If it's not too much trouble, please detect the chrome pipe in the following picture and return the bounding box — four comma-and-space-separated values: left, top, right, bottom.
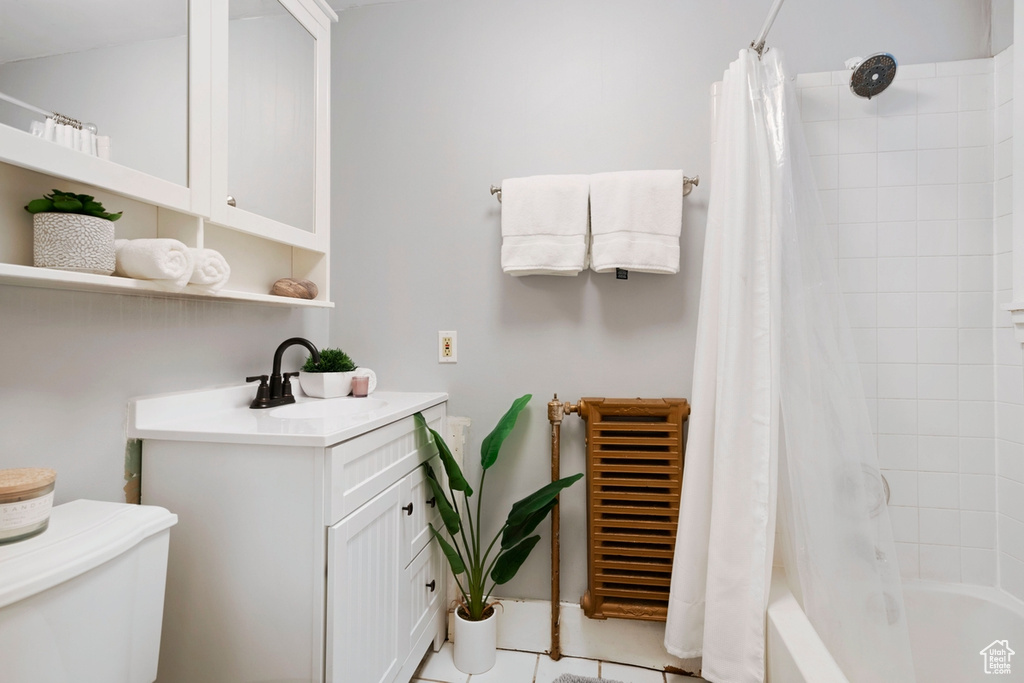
750, 0, 786, 57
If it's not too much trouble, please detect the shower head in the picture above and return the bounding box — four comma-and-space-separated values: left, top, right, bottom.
849, 52, 897, 99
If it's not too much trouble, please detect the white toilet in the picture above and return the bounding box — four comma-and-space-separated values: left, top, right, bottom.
0, 499, 177, 683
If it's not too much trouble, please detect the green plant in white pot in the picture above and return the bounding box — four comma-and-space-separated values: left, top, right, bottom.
25, 190, 122, 275
417, 394, 583, 674
299, 348, 358, 398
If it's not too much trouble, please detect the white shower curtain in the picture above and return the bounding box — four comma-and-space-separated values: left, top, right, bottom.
665, 49, 915, 683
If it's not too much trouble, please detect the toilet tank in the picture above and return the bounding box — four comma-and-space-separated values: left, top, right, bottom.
0, 499, 177, 683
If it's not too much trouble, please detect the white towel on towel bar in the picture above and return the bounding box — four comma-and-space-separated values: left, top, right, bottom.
589, 170, 684, 274
500, 174, 590, 276
114, 238, 194, 290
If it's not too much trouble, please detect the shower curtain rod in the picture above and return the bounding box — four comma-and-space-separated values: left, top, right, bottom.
751, 0, 786, 57
0, 90, 84, 129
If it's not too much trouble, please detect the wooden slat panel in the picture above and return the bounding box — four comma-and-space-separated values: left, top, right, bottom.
597, 560, 674, 570
594, 547, 675, 560
581, 397, 689, 621
592, 585, 671, 600
592, 491, 678, 503
595, 572, 672, 587
595, 520, 677, 530
593, 463, 678, 474
592, 435, 677, 447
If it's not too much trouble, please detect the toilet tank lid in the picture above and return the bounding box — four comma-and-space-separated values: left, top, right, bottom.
0, 499, 177, 610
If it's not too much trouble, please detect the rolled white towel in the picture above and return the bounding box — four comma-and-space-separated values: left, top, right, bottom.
352, 367, 377, 394
114, 238, 194, 289
186, 248, 231, 294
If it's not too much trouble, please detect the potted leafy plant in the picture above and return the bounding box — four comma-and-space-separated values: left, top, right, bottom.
299, 347, 374, 398
25, 189, 122, 275
417, 394, 583, 674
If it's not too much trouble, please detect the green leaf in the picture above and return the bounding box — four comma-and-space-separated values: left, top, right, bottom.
430, 430, 472, 494
425, 468, 461, 535
429, 524, 465, 574
414, 413, 473, 495
506, 473, 584, 528
24, 198, 53, 213
105, 211, 123, 222
501, 498, 556, 550
412, 413, 441, 459
490, 535, 541, 585
480, 394, 531, 470
51, 196, 83, 212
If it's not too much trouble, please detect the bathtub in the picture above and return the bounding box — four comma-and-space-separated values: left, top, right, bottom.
767, 570, 1024, 682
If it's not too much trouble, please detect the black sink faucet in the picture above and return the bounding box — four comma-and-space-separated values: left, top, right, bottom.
247, 337, 321, 409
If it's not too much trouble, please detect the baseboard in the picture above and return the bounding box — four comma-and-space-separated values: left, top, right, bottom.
448, 598, 694, 673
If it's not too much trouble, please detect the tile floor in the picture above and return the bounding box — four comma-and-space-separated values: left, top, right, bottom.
414, 643, 706, 683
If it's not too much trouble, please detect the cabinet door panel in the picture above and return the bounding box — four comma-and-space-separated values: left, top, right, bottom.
405, 541, 444, 649
327, 482, 403, 683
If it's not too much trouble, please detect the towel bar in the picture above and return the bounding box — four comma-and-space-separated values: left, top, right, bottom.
490, 175, 699, 203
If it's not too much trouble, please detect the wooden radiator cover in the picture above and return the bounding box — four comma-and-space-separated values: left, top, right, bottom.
578, 397, 690, 621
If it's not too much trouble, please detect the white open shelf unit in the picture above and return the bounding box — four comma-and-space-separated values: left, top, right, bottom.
0, 0, 336, 309
0, 262, 328, 307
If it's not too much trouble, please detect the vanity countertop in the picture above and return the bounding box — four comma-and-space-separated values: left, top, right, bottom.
128, 384, 447, 447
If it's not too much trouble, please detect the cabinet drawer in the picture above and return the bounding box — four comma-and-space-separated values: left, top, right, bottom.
404, 540, 444, 651
326, 404, 445, 525
400, 461, 441, 567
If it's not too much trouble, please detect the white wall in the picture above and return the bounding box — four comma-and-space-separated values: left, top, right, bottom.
0, 285, 328, 504
329, 0, 993, 604
994, 0, 1014, 55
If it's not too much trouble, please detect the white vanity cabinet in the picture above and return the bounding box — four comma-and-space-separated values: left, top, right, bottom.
138, 396, 448, 683
0, 0, 336, 306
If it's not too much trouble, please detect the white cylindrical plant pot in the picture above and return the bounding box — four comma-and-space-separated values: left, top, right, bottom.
453, 606, 497, 674
33, 213, 116, 275
298, 371, 355, 398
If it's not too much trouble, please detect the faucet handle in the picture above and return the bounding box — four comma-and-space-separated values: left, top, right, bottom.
282, 372, 300, 398
247, 375, 271, 409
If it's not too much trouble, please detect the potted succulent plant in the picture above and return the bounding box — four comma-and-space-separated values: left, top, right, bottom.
299, 347, 360, 398
417, 395, 583, 674
25, 189, 122, 275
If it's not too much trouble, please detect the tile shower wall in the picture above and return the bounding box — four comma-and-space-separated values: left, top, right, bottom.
993, 47, 1024, 602
796, 56, 1000, 585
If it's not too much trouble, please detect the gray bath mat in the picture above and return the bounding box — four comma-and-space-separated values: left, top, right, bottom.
551, 673, 705, 683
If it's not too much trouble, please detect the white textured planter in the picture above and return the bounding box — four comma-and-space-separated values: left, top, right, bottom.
298, 371, 355, 398
33, 213, 116, 275
453, 607, 497, 674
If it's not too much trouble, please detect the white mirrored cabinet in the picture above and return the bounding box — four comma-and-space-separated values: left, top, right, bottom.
0, 0, 336, 307
210, 0, 331, 253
